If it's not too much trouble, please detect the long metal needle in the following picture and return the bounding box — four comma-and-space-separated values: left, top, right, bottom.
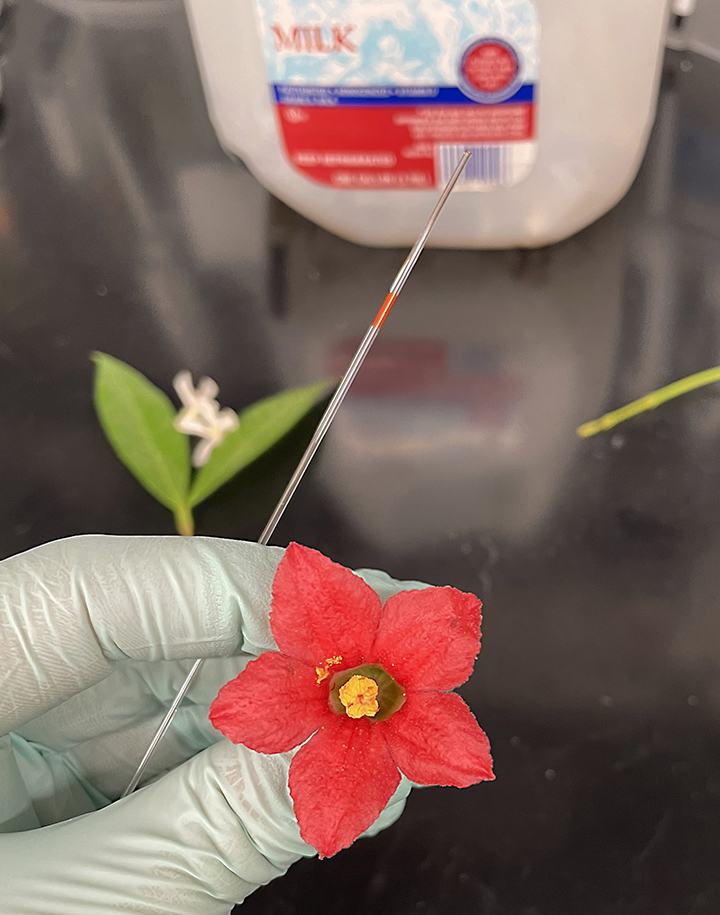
122, 150, 472, 798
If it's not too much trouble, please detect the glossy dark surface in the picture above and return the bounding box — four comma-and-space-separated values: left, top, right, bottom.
5, 3, 720, 913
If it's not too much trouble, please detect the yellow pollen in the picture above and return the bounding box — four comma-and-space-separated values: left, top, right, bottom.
316, 655, 342, 684
338, 675, 379, 719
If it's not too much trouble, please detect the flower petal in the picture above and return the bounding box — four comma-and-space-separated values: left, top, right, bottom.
289, 716, 401, 858
197, 376, 220, 400
217, 408, 239, 431
383, 690, 494, 787
373, 586, 481, 690
209, 652, 330, 753
271, 543, 383, 668
173, 370, 196, 406
192, 437, 216, 467
198, 397, 222, 425
175, 412, 208, 437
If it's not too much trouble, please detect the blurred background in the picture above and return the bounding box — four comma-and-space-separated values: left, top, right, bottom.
5, 1, 720, 912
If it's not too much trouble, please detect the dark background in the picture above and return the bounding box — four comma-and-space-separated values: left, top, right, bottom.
4, 3, 720, 913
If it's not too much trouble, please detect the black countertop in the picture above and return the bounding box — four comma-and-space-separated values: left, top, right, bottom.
5, 3, 720, 913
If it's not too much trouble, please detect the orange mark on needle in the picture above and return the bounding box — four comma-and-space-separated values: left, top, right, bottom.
372, 292, 398, 330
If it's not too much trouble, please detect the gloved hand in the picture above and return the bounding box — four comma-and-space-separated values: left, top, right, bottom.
0, 535, 419, 914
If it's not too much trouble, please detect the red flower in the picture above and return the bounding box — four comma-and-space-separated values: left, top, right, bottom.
210, 543, 494, 858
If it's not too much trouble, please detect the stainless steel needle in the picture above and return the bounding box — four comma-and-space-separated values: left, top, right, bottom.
122, 150, 472, 798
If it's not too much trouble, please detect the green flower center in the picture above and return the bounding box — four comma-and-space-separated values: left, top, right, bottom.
329, 664, 406, 721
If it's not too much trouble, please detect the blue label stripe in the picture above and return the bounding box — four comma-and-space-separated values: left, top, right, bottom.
273, 84, 534, 107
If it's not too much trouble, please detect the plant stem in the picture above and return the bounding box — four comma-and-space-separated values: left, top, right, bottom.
577, 365, 720, 438
174, 504, 195, 536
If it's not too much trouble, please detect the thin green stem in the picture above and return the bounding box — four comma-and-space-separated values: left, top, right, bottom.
173, 503, 195, 537
577, 365, 720, 438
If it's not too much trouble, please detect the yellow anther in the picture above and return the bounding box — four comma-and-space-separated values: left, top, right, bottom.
338, 675, 379, 719
316, 655, 343, 684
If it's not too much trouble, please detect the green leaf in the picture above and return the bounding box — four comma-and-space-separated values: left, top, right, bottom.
577, 365, 720, 438
92, 352, 191, 512
189, 379, 332, 507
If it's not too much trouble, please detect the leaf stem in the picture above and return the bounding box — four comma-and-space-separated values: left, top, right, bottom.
174, 504, 195, 537
577, 365, 720, 438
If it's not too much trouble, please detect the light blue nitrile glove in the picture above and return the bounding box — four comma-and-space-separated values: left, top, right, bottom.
0, 535, 417, 914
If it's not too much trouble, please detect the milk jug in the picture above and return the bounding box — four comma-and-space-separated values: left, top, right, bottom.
184, 0, 673, 248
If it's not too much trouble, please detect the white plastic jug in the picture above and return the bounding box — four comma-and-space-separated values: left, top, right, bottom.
184, 0, 672, 248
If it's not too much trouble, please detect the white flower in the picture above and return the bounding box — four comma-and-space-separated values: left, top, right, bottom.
173, 371, 239, 467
